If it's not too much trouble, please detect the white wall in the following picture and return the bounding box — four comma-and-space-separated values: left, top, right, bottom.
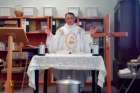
0, 0, 117, 17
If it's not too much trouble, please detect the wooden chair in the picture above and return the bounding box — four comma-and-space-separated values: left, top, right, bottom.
1, 52, 29, 89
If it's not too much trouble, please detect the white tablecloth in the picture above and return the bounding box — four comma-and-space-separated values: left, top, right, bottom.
27, 53, 106, 89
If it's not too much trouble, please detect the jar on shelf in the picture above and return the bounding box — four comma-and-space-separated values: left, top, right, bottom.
14, 5, 23, 17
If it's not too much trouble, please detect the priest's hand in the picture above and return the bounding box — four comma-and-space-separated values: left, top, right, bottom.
45, 26, 51, 36
90, 26, 97, 37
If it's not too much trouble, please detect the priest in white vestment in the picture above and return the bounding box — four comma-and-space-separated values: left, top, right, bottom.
46, 12, 93, 88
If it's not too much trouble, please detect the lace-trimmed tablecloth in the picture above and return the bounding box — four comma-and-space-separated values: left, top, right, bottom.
27, 53, 106, 89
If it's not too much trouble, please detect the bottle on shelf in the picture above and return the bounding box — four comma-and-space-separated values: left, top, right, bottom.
90, 40, 99, 56
38, 42, 46, 55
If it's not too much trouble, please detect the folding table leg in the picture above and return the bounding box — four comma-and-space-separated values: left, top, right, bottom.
34, 70, 39, 93
92, 70, 101, 93
44, 70, 48, 93
125, 76, 136, 93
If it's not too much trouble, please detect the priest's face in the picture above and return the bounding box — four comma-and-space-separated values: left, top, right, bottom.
65, 14, 75, 25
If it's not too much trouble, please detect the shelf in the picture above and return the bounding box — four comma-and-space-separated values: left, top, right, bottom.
0, 16, 103, 20
0, 50, 24, 52
23, 47, 37, 50
53, 17, 65, 20
0, 16, 51, 19
24, 16, 51, 20
78, 18, 104, 23
0, 50, 7, 52
0, 17, 22, 20
52, 17, 103, 20
26, 31, 47, 35
79, 17, 103, 20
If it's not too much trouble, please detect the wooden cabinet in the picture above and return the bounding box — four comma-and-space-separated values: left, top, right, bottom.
0, 17, 51, 47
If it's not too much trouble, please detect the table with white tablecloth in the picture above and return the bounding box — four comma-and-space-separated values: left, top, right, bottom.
27, 53, 106, 93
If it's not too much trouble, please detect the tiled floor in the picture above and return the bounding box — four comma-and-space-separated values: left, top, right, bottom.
0, 85, 92, 93
0, 85, 119, 93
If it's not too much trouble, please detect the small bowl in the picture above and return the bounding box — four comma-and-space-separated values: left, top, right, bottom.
15, 10, 23, 17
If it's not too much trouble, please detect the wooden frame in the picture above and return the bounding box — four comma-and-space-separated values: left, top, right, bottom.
0, 27, 28, 93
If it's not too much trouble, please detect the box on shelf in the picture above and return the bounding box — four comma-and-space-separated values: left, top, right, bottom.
0, 7, 13, 17
22, 7, 38, 17
84, 7, 99, 17
43, 7, 56, 17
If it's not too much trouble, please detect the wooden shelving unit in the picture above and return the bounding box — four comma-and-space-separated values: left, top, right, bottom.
0, 16, 51, 47
0, 15, 107, 87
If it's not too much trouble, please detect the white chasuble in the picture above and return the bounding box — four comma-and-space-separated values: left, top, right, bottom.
46, 24, 93, 87
47, 24, 92, 54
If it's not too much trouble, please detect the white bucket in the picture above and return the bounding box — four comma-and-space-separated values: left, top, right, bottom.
56, 79, 81, 93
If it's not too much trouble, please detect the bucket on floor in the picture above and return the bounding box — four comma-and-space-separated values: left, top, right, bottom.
56, 79, 81, 93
